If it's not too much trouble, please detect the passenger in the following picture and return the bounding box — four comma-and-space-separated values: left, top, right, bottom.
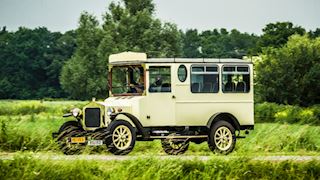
149, 75, 162, 92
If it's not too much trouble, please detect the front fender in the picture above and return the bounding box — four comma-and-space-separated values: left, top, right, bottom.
110, 112, 148, 138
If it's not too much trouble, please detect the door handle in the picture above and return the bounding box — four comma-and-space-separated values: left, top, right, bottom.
172, 95, 176, 99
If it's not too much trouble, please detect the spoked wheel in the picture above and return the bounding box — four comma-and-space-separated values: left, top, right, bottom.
161, 135, 189, 155
56, 121, 86, 155
208, 121, 236, 154
105, 120, 136, 155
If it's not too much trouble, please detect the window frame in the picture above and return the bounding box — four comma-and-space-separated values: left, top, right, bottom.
177, 64, 187, 82
110, 65, 145, 96
221, 65, 251, 93
190, 64, 219, 93
148, 66, 172, 93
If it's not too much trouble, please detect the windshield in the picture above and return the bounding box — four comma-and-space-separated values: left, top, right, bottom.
111, 65, 145, 95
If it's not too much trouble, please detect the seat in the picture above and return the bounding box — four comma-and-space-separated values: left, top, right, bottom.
224, 82, 235, 92
149, 84, 158, 92
236, 81, 246, 92
191, 83, 200, 92
161, 83, 171, 92
202, 82, 212, 93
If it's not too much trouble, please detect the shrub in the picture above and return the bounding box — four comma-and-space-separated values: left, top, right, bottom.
255, 102, 320, 125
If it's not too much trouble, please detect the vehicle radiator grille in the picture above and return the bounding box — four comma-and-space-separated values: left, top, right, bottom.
85, 108, 101, 127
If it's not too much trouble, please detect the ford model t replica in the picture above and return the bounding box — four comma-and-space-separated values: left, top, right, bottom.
54, 52, 254, 155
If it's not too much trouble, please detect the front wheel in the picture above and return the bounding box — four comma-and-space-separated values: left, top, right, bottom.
56, 121, 85, 155
208, 121, 236, 154
105, 120, 136, 155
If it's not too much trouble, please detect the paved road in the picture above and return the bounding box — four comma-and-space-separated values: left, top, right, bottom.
1, 153, 320, 161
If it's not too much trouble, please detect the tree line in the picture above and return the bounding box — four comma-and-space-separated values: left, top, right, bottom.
0, 0, 319, 106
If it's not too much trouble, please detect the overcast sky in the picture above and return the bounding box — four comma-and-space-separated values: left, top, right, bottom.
0, 0, 319, 35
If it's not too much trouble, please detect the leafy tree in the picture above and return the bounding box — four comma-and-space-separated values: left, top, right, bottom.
182, 29, 201, 58
183, 28, 258, 58
258, 22, 305, 49
309, 28, 320, 39
255, 35, 320, 106
60, 12, 105, 100
100, 0, 182, 58
61, 0, 183, 99
0, 27, 74, 99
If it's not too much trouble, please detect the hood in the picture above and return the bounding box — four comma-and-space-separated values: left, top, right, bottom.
98, 96, 145, 114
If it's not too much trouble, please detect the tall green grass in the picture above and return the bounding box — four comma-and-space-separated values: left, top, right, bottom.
0, 113, 319, 154
0, 100, 87, 115
0, 100, 319, 154
1, 156, 319, 179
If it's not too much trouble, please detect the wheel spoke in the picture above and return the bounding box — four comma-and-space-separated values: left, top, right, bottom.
217, 130, 222, 136
114, 137, 120, 143
116, 139, 121, 146
115, 129, 120, 135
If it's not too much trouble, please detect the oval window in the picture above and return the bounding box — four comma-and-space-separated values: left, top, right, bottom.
178, 65, 187, 82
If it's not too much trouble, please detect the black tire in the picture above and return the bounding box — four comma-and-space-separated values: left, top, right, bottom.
161, 138, 189, 155
208, 121, 236, 155
58, 121, 81, 134
105, 120, 136, 155
56, 121, 86, 155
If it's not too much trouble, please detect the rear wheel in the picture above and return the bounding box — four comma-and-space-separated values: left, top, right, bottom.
57, 121, 86, 155
208, 121, 236, 154
161, 135, 189, 155
105, 120, 136, 155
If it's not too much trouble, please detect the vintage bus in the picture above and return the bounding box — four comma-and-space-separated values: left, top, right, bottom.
54, 51, 254, 155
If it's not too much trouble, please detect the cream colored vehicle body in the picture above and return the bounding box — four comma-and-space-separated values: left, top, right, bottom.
104, 52, 254, 128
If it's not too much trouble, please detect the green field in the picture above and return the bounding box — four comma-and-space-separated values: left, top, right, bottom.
0, 100, 319, 179
0, 100, 319, 155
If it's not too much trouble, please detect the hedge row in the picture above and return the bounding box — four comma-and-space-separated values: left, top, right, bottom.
255, 102, 320, 125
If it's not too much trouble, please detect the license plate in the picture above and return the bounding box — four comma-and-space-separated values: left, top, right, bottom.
88, 140, 103, 146
70, 137, 86, 143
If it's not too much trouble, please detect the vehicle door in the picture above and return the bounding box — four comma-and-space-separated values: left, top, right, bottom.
144, 65, 175, 126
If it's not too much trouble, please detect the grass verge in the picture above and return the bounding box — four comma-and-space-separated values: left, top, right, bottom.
0, 155, 320, 180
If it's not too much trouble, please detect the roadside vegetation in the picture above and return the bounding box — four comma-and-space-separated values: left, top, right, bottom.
1, 155, 320, 180
0, 100, 319, 155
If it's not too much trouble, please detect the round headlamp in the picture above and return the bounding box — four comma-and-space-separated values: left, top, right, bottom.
107, 107, 115, 116
71, 108, 81, 117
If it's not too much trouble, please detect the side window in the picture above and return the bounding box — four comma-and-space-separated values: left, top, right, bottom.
190, 65, 219, 93
178, 65, 187, 82
222, 65, 250, 93
149, 66, 171, 93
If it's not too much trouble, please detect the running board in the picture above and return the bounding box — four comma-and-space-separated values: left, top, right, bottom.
149, 135, 208, 139
137, 135, 246, 139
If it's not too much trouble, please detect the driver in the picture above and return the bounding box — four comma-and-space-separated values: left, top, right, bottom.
129, 68, 145, 93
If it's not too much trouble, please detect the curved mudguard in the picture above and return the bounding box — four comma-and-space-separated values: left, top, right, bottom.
110, 112, 149, 138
